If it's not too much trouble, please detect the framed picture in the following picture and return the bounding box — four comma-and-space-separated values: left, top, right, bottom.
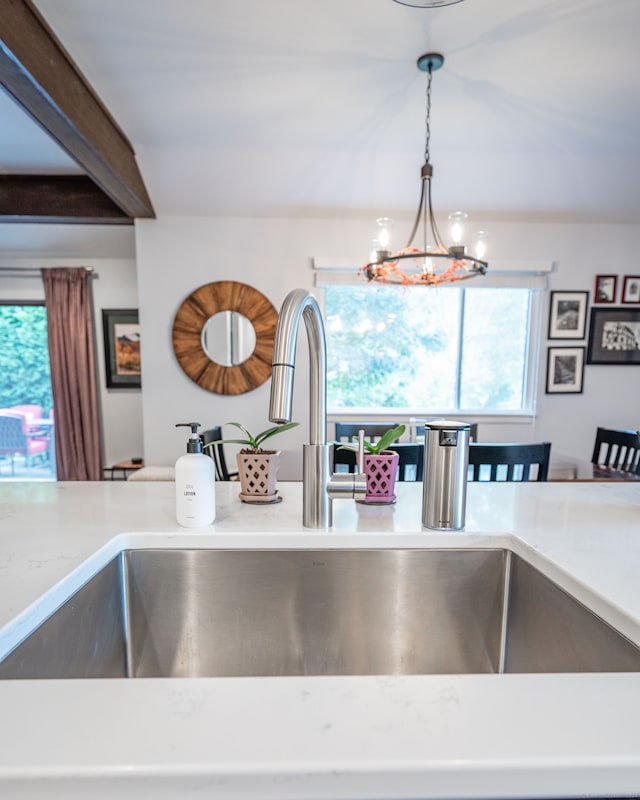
547, 291, 589, 339
102, 309, 141, 388
594, 274, 617, 304
545, 347, 585, 394
587, 307, 640, 365
621, 275, 640, 304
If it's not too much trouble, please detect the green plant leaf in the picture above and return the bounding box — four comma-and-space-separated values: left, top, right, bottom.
225, 422, 257, 449
255, 421, 299, 448
371, 424, 406, 454
336, 424, 406, 455
213, 420, 300, 452
204, 438, 251, 448
227, 421, 252, 437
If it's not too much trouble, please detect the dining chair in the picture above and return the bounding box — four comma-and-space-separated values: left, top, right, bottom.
394, 442, 424, 481
334, 422, 401, 443
0, 411, 50, 476
332, 445, 359, 478
467, 442, 551, 482
200, 426, 239, 481
591, 427, 640, 474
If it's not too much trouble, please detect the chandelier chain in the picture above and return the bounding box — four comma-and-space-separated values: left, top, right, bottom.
424, 64, 432, 165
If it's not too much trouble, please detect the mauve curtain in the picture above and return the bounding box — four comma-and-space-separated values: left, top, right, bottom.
41, 268, 103, 480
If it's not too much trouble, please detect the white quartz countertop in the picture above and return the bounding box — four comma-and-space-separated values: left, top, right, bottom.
1, 479, 640, 799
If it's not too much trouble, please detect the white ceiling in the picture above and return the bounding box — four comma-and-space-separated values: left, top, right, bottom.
3, 0, 640, 222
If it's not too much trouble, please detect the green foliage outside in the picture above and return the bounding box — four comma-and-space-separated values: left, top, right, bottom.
460, 289, 530, 410
324, 285, 530, 412
325, 284, 459, 408
0, 305, 53, 413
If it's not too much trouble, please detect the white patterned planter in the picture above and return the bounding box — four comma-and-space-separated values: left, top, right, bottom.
236, 450, 280, 500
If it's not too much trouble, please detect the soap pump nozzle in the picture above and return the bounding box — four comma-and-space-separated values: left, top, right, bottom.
176, 422, 203, 454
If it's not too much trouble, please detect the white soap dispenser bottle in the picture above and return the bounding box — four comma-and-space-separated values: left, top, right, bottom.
175, 422, 216, 528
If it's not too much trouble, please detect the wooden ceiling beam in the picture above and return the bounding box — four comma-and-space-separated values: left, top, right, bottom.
0, 175, 132, 224
0, 0, 154, 220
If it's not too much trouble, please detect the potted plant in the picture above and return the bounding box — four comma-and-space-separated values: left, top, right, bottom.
211, 421, 299, 504
340, 424, 406, 504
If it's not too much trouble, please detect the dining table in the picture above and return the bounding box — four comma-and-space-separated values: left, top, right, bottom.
548, 452, 640, 482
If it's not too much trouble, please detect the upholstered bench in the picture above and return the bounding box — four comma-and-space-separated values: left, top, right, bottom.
127, 466, 175, 481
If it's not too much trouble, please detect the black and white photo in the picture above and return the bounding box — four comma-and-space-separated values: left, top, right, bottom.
594, 274, 617, 304
547, 291, 589, 340
622, 275, 640, 304
546, 347, 585, 393
587, 307, 640, 365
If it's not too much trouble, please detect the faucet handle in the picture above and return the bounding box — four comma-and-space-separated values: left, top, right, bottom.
357, 429, 365, 473
328, 431, 367, 501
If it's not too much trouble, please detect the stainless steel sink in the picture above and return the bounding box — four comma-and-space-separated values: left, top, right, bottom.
1, 548, 639, 679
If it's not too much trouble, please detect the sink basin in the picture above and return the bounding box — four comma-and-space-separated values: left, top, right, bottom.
1, 548, 639, 678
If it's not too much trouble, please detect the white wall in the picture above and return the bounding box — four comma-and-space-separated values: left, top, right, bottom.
91, 258, 144, 465
524, 222, 640, 460
135, 215, 640, 477
134, 216, 334, 478
0, 225, 143, 467
3, 217, 638, 476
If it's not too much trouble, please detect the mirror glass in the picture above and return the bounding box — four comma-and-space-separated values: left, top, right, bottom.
201, 310, 256, 367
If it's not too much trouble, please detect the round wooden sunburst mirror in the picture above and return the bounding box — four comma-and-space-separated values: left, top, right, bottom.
172, 281, 278, 395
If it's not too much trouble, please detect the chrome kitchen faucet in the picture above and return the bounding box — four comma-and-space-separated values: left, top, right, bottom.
269, 288, 366, 528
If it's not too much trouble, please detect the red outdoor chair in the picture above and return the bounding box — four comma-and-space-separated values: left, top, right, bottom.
0, 412, 50, 476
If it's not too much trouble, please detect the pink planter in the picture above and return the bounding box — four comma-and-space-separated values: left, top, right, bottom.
364, 450, 399, 504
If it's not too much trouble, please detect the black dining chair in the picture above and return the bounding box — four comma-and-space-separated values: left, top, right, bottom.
334, 422, 401, 444
332, 444, 357, 474
201, 426, 239, 481
332, 442, 423, 482
467, 442, 551, 482
394, 442, 424, 481
591, 427, 640, 474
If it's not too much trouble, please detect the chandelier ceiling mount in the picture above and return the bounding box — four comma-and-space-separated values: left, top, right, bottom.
417, 52, 444, 72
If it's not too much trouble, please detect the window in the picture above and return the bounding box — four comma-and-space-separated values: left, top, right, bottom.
323, 284, 536, 414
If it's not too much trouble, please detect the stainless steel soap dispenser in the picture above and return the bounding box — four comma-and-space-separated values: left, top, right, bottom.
421, 420, 470, 531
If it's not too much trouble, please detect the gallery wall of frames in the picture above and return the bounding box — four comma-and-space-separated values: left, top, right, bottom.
545, 274, 640, 395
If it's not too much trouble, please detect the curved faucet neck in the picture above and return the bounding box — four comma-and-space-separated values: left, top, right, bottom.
269, 288, 366, 528
269, 289, 326, 446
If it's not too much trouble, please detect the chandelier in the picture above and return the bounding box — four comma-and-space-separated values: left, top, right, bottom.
362, 53, 488, 287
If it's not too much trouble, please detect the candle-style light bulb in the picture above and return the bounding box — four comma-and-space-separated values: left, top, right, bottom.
448, 211, 467, 245
473, 231, 488, 261
376, 217, 394, 252
422, 245, 437, 276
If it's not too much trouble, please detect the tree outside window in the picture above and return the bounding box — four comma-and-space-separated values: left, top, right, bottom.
0, 303, 56, 481
324, 285, 531, 413
0, 304, 53, 412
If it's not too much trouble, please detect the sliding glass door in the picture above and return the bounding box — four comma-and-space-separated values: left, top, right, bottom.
0, 303, 56, 481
